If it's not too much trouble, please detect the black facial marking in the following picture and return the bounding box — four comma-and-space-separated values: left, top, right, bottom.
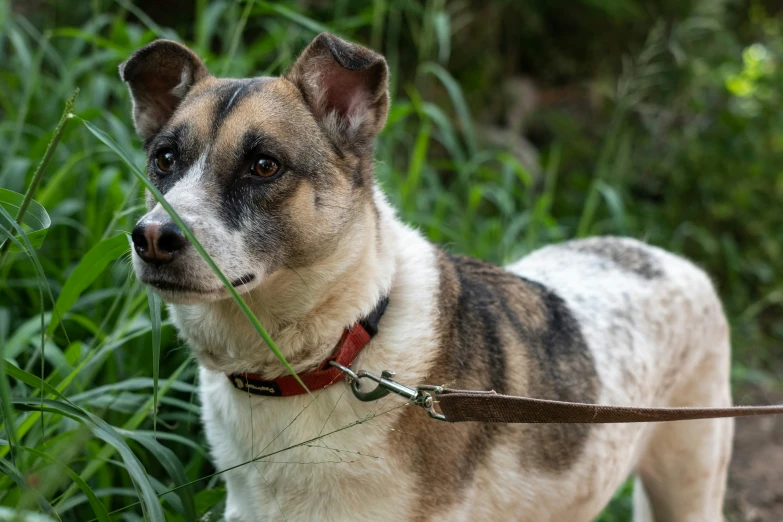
567, 237, 664, 279
223, 84, 246, 113
210, 80, 249, 132
214, 129, 302, 237
149, 123, 188, 152
236, 131, 292, 170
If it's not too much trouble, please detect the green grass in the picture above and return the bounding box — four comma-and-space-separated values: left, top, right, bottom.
1, 0, 782, 520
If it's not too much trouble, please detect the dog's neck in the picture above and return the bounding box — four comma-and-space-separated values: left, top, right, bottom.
174, 190, 398, 377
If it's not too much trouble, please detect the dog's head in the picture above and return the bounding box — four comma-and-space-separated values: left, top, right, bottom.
121, 34, 389, 303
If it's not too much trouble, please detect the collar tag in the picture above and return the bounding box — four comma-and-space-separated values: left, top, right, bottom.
233, 375, 283, 396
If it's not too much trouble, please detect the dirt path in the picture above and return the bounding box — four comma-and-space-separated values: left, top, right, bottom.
725, 386, 783, 521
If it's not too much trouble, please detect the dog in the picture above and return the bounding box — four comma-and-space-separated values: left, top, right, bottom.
121, 33, 734, 521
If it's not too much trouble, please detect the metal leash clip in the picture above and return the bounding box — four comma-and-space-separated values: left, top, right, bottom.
330, 361, 446, 421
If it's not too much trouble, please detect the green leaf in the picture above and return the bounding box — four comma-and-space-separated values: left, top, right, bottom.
257, 1, 332, 34
418, 62, 477, 157
0, 187, 50, 252
51, 360, 192, 510
19, 446, 111, 522
0, 508, 59, 522
56, 488, 137, 514
68, 377, 196, 403
120, 431, 196, 522
12, 397, 165, 522
47, 234, 129, 336
5, 367, 163, 521
194, 486, 226, 518
0, 208, 63, 457
596, 181, 628, 235
195, 1, 229, 53
4, 363, 65, 399
402, 120, 431, 212
0, 454, 59, 518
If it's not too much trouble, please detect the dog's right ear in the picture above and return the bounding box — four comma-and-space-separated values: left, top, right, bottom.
119, 40, 210, 138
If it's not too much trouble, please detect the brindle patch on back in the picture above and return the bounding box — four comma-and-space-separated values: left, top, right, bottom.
566, 237, 664, 279
393, 251, 600, 520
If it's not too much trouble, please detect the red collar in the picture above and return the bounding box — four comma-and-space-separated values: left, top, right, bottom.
227, 296, 389, 397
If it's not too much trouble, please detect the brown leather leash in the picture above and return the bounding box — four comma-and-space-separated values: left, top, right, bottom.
330, 363, 783, 424
435, 389, 783, 424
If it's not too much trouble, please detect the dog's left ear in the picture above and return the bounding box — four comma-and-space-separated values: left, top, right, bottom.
285, 33, 389, 151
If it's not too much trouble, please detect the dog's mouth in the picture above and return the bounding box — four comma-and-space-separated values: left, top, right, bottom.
146, 273, 256, 294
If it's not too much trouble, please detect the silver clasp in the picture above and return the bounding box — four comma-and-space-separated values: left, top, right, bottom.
330, 361, 446, 421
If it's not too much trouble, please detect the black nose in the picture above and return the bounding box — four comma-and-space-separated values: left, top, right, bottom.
132, 221, 188, 265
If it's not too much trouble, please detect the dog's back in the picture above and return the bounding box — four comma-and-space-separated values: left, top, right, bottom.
507, 236, 733, 520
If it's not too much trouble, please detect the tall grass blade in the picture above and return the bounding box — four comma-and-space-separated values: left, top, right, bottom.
121, 431, 196, 521
402, 120, 431, 212
257, 1, 331, 34
12, 397, 165, 522
418, 62, 477, 156
19, 447, 111, 522
46, 234, 129, 336
6, 362, 165, 520
0, 24, 44, 187
114, 0, 177, 39
53, 359, 191, 509
146, 287, 161, 437
220, 0, 256, 77
0, 89, 78, 266
0, 457, 59, 518
0, 209, 66, 453
596, 181, 628, 235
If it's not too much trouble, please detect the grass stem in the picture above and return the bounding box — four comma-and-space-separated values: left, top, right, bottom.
0, 88, 79, 267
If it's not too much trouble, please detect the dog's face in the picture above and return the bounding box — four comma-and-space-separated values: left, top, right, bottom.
121, 34, 389, 303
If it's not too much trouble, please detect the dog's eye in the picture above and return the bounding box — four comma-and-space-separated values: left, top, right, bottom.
252, 157, 280, 178
156, 150, 176, 173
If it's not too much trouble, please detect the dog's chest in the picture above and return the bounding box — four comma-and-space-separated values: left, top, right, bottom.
198, 368, 420, 521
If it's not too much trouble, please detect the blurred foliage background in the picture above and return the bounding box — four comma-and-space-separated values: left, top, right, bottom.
1, 0, 782, 520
